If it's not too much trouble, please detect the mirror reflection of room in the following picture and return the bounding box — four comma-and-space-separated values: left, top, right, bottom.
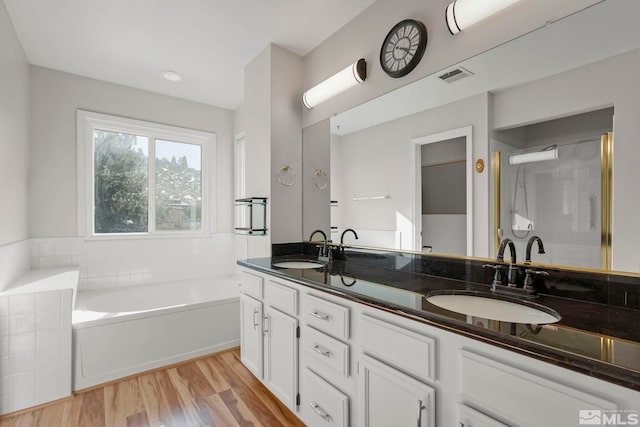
492, 108, 613, 269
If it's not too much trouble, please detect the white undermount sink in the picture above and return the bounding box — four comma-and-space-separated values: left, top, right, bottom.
425, 291, 561, 324
272, 260, 326, 269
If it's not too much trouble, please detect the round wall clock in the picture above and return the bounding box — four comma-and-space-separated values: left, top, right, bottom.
380, 19, 428, 78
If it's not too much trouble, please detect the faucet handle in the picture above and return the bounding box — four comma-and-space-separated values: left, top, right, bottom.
483, 264, 503, 288
523, 269, 549, 291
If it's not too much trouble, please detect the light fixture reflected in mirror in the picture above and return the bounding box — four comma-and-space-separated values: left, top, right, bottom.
446, 0, 523, 35
303, 59, 366, 109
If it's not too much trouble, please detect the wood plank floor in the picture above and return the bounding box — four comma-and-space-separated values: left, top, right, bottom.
0, 348, 305, 427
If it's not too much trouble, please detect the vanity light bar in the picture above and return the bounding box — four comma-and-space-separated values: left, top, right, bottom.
303, 59, 366, 109
446, 0, 523, 35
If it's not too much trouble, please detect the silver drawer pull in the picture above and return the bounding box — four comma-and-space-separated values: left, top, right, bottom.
309, 310, 330, 321
310, 402, 332, 422
253, 308, 259, 329
311, 344, 332, 358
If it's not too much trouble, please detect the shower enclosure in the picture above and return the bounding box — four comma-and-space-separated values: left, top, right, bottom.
493, 133, 612, 270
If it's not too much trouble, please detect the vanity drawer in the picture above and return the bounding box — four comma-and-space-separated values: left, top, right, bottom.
361, 314, 436, 382
303, 294, 350, 341
264, 280, 298, 315
301, 368, 349, 427
241, 271, 263, 299
303, 326, 350, 377
459, 349, 617, 426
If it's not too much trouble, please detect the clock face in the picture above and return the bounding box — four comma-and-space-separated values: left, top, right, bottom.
380, 19, 427, 78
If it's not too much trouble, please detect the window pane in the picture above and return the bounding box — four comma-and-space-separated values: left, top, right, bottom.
94, 130, 149, 233
155, 139, 202, 231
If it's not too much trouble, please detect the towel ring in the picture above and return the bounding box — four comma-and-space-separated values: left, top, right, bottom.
313, 169, 328, 190
277, 164, 296, 186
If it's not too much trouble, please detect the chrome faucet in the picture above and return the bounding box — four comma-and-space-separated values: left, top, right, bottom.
497, 238, 518, 288
525, 235, 545, 263
309, 229, 330, 262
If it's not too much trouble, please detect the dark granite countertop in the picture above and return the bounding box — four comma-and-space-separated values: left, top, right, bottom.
238, 247, 640, 392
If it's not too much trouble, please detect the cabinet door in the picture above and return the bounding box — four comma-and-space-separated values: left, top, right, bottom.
359, 354, 435, 427
459, 404, 509, 427
240, 293, 263, 379
264, 306, 299, 410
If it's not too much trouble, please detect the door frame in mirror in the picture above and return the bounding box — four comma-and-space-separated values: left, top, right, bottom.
410, 126, 474, 256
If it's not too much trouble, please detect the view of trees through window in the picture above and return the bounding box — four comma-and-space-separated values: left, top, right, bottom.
155, 139, 202, 231
93, 130, 202, 234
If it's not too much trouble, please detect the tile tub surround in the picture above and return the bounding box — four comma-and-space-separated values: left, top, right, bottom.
243, 247, 640, 391
0, 240, 30, 292
29, 234, 237, 291
0, 269, 77, 415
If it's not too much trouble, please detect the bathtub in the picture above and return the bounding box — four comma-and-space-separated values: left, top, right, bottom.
72, 277, 240, 390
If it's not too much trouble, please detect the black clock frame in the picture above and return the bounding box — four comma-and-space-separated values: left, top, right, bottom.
379, 19, 428, 78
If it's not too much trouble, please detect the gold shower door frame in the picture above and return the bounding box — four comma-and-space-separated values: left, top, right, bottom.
493, 132, 613, 270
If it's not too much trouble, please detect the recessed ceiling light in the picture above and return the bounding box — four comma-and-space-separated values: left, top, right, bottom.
161, 70, 183, 82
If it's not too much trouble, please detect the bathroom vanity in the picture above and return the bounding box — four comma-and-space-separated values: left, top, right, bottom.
238, 247, 640, 427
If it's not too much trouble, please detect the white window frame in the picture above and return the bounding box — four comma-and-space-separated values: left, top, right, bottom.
77, 110, 216, 239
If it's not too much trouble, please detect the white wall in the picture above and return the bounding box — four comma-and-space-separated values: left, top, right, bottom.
242, 45, 304, 254
243, 47, 273, 258
0, 2, 30, 247
331, 93, 489, 256
491, 47, 640, 273
29, 66, 234, 237
302, 0, 600, 128
303, 120, 331, 239
270, 46, 303, 244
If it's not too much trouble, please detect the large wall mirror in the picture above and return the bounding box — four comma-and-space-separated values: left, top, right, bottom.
302, 0, 640, 274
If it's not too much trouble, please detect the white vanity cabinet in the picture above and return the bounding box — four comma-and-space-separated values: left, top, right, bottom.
358, 314, 436, 427
459, 404, 509, 427
239, 292, 264, 378
360, 354, 435, 427
239, 267, 640, 427
300, 292, 353, 426
263, 304, 298, 409
239, 270, 299, 411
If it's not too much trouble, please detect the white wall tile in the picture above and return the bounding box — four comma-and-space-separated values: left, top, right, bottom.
35, 366, 59, 389
36, 347, 60, 370
8, 371, 34, 394
9, 314, 36, 335
0, 296, 8, 315
0, 357, 8, 383
34, 385, 61, 405
36, 329, 60, 351
8, 390, 34, 414
8, 352, 34, 375
8, 294, 35, 317
0, 240, 30, 292
0, 315, 8, 337
9, 332, 35, 355
0, 336, 8, 357
36, 310, 61, 331
36, 291, 60, 312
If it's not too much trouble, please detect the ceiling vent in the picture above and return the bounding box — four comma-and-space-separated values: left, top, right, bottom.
438, 66, 474, 83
